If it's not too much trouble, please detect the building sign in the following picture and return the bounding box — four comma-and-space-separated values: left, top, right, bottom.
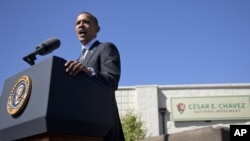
170, 96, 250, 121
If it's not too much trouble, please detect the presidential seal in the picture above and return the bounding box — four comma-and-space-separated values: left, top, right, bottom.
7, 75, 32, 116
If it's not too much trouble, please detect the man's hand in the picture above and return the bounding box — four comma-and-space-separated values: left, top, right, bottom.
64, 60, 91, 76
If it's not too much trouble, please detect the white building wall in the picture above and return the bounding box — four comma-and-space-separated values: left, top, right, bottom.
115, 87, 137, 117
135, 85, 160, 137
115, 83, 250, 137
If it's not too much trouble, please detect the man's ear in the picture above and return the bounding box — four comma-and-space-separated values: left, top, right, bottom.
96, 25, 100, 33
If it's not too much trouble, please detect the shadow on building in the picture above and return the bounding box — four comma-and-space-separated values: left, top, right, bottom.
139, 126, 229, 141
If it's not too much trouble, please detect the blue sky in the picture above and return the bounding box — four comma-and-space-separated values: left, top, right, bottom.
0, 0, 250, 94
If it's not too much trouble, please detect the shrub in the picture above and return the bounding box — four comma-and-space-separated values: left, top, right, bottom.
121, 110, 147, 141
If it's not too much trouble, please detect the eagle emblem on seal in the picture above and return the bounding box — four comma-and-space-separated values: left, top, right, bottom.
7, 75, 32, 116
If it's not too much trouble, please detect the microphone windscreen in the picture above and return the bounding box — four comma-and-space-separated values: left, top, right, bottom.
37, 37, 61, 55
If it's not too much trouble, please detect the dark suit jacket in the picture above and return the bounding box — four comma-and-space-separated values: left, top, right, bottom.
79, 41, 121, 91
78, 40, 125, 141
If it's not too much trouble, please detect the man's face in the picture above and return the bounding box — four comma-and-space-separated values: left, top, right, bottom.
75, 13, 100, 45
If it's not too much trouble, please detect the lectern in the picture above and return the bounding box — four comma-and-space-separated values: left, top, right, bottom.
0, 56, 115, 141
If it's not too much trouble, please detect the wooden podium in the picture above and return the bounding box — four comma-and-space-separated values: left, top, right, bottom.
0, 56, 115, 141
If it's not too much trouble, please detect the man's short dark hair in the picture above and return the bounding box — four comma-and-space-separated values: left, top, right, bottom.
79, 11, 99, 26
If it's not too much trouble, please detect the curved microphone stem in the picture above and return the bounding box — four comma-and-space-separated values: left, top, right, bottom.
23, 53, 37, 66
22, 37, 60, 66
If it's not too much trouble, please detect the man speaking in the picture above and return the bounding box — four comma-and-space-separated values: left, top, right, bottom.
64, 11, 125, 141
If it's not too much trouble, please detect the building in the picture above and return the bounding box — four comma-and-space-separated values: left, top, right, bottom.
115, 83, 250, 137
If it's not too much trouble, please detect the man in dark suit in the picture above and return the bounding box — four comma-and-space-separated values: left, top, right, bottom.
64, 11, 125, 141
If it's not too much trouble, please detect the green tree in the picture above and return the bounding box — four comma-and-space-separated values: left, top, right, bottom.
121, 110, 147, 141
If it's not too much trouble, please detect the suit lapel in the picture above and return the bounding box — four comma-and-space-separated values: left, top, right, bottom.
82, 41, 100, 65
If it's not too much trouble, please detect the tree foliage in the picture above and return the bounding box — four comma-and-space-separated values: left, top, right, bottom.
121, 110, 147, 141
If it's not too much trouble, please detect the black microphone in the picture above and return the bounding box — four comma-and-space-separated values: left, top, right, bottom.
23, 37, 61, 65
34, 37, 61, 55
